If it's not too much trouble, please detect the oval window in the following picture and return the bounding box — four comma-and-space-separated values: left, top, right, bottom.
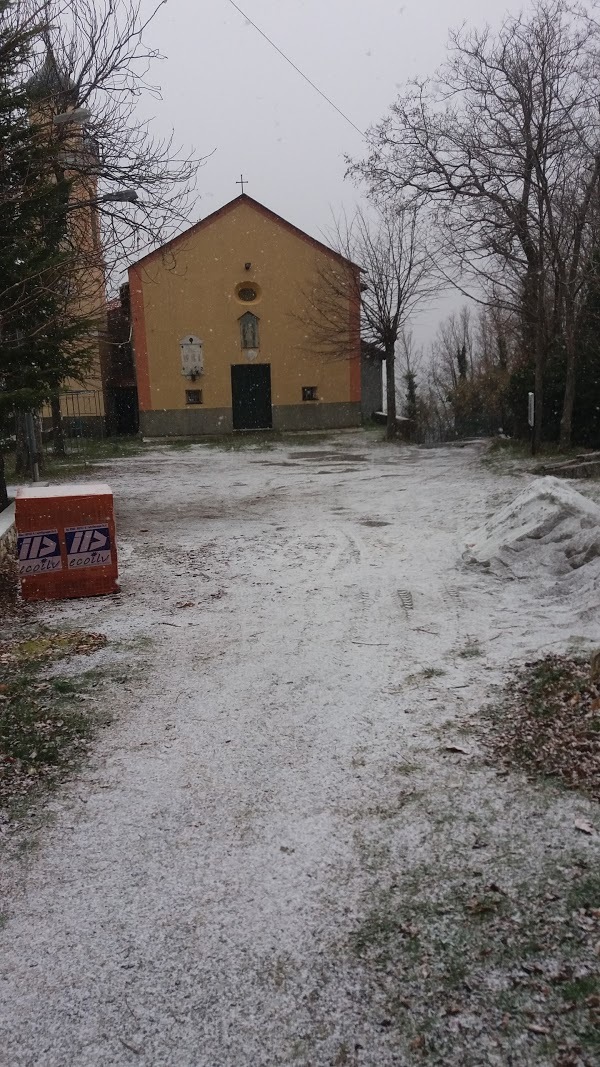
237, 286, 257, 302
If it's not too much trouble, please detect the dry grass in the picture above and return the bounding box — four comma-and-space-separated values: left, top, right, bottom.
0, 627, 109, 810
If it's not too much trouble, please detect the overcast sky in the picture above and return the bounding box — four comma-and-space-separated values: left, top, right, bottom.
136, 0, 527, 344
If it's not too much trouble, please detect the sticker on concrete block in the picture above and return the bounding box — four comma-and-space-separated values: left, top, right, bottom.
17, 530, 62, 575
65, 524, 112, 569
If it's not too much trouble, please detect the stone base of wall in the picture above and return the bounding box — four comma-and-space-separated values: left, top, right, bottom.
140, 408, 233, 437
272, 402, 361, 431
140, 403, 361, 437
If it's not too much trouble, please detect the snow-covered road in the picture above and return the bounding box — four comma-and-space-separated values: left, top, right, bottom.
1, 433, 599, 1066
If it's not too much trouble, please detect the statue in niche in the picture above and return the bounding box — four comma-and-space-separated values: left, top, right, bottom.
239, 311, 259, 351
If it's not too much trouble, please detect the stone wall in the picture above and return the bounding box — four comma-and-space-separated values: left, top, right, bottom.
140, 402, 361, 437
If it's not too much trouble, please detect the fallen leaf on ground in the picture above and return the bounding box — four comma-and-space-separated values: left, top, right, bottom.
574, 819, 595, 835
466, 897, 499, 915
445, 744, 470, 755
445, 1004, 462, 1015
482, 655, 600, 801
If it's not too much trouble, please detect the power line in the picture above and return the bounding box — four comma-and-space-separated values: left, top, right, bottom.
224, 0, 364, 138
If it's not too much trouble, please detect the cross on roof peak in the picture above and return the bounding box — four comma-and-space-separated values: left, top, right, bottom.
236, 174, 248, 195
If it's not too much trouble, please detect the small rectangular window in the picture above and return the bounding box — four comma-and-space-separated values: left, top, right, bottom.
186, 389, 202, 405
302, 386, 318, 402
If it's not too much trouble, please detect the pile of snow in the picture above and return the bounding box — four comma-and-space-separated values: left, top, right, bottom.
464, 477, 600, 612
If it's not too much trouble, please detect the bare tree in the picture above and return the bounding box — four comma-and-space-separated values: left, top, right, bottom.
552, 152, 600, 447
0, 0, 201, 337
30, 0, 202, 282
302, 203, 436, 439
426, 303, 518, 438
352, 0, 600, 451
435, 307, 473, 387
420, 365, 455, 442
0, 0, 207, 502
1, 0, 206, 466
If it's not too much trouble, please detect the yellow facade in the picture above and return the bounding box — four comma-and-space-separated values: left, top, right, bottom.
35, 107, 108, 430
129, 196, 361, 435
55, 140, 108, 425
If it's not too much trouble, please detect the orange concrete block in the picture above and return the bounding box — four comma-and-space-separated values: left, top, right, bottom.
15, 483, 119, 601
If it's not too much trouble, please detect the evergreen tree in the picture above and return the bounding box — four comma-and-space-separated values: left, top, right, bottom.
0, 0, 95, 508
456, 343, 468, 380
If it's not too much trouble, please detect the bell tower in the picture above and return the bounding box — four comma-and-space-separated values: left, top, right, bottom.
26, 46, 108, 438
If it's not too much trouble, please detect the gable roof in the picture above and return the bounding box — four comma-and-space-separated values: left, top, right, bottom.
129, 194, 361, 272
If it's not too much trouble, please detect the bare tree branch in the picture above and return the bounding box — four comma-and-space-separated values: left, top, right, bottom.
351, 0, 600, 449
300, 202, 438, 439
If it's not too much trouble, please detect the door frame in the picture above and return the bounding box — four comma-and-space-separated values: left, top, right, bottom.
230, 363, 273, 431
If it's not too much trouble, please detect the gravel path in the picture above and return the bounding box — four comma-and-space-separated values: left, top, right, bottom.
1, 433, 599, 1066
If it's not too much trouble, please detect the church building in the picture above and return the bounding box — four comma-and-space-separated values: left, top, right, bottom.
128, 194, 364, 436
